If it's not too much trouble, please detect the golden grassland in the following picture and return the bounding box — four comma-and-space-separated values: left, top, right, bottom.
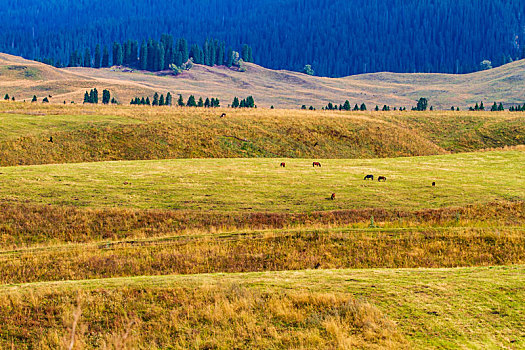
0, 102, 524, 166
0, 97, 523, 348
1, 218, 523, 284
1, 266, 523, 349
1, 52, 525, 109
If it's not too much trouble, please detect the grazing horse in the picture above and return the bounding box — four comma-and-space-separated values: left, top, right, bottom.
330, 193, 336, 200
280, 162, 286, 167
220, 113, 226, 118
48, 136, 53, 143
364, 174, 374, 180
432, 182, 436, 187
378, 176, 387, 182
313, 162, 321, 167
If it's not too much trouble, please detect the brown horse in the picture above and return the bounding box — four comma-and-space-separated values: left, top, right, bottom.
364, 174, 374, 180
330, 193, 336, 200
432, 181, 436, 187
378, 176, 387, 182
280, 162, 286, 167
313, 162, 321, 167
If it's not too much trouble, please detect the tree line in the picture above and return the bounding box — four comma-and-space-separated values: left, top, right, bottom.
68, 34, 253, 72
83, 89, 117, 104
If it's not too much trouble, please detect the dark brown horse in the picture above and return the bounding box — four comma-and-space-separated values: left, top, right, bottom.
313, 162, 321, 167
432, 181, 436, 187
330, 193, 336, 200
364, 174, 374, 180
378, 176, 387, 182
280, 162, 286, 167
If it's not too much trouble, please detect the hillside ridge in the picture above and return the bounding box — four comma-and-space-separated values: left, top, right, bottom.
1, 52, 524, 109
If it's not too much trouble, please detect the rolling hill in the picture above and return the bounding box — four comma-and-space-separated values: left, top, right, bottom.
1, 53, 525, 109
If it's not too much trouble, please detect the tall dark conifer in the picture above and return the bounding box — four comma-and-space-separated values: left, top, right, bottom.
93, 45, 101, 68
101, 46, 109, 67
140, 40, 148, 70
83, 48, 91, 67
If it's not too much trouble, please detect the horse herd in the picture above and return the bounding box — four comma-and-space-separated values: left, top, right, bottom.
279, 161, 436, 200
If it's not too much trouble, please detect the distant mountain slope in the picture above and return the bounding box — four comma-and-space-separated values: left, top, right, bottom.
0, 53, 524, 109
1, 0, 524, 76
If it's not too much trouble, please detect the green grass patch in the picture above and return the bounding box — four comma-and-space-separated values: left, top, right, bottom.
0, 150, 522, 212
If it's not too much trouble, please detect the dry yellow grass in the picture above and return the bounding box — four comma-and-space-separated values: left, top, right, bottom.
0, 102, 523, 166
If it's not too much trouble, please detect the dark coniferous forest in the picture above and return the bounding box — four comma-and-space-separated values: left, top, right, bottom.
1, 0, 524, 77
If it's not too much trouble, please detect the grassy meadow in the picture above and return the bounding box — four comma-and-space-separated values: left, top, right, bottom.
0, 150, 522, 211
1, 102, 524, 166
0, 102, 523, 348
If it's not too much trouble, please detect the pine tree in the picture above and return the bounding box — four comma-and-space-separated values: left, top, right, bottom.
179, 38, 189, 63
247, 46, 253, 63
158, 43, 165, 71
166, 92, 172, 106
241, 44, 250, 62
177, 94, 184, 107
83, 48, 91, 67
203, 40, 211, 66
140, 40, 148, 70
353, 104, 359, 111
31, 95, 37, 102
491, 102, 498, 111
102, 89, 111, 104
113, 42, 123, 66
101, 46, 110, 67
232, 97, 240, 108
474, 102, 479, 111
210, 98, 216, 107
187, 95, 197, 107
198, 97, 204, 107
343, 100, 351, 111
375, 105, 379, 111
159, 94, 165, 106
479, 101, 485, 111
204, 97, 210, 108
94, 44, 101, 68
89, 88, 98, 104
152, 92, 159, 106
226, 47, 233, 67
498, 103, 504, 111
68, 51, 77, 67
360, 103, 367, 111
140, 97, 146, 105
145, 97, 151, 105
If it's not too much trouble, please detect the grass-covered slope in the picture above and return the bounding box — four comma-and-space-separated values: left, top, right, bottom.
1, 52, 525, 109
0, 103, 523, 166
1, 266, 523, 349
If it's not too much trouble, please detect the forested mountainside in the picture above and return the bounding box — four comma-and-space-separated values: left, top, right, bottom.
1, 0, 524, 77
